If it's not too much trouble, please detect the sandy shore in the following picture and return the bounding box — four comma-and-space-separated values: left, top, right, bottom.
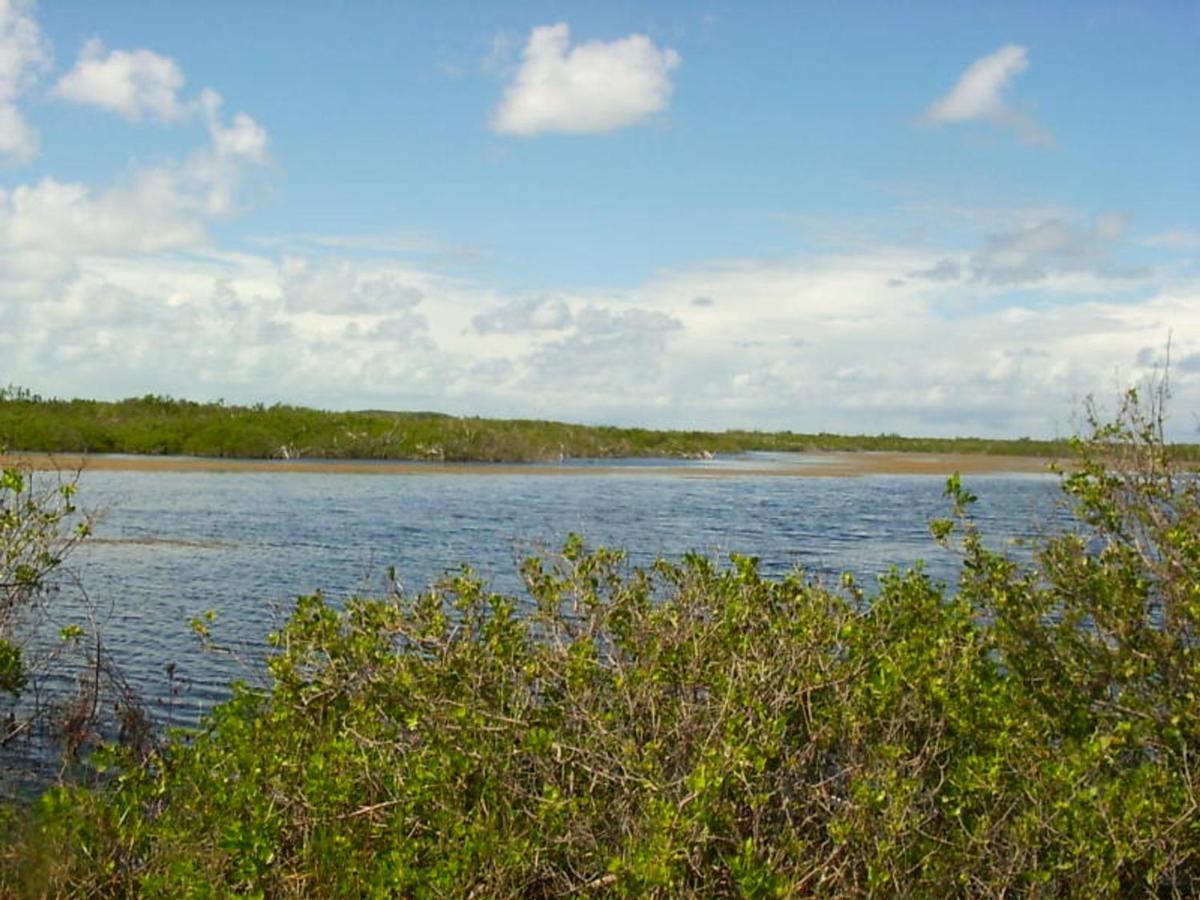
0, 451, 1056, 478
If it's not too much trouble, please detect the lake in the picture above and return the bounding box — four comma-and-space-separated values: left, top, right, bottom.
7, 454, 1063, 786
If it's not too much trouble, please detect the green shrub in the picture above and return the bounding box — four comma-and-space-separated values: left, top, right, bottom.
0, 461, 147, 799
3, 386, 1199, 896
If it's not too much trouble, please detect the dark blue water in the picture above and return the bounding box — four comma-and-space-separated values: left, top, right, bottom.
39, 463, 1060, 724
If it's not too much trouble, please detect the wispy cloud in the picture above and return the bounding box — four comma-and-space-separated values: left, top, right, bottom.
920, 44, 1053, 147
907, 259, 962, 282
490, 23, 680, 136
1142, 230, 1200, 251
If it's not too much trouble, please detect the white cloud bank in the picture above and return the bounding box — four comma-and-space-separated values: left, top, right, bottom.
921, 44, 1053, 147
7, 218, 1200, 439
490, 23, 680, 136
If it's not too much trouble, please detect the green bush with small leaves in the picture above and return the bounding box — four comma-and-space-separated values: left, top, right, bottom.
2, 386, 1199, 897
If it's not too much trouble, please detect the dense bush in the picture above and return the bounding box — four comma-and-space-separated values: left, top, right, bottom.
0, 387, 1090, 462
1, 387, 1198, 896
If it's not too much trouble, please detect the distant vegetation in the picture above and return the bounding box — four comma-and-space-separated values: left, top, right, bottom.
0, 385, 1096, 462
2, 387, 1199, 895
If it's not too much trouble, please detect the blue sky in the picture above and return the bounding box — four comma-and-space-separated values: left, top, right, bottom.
1, 1, 1198, 437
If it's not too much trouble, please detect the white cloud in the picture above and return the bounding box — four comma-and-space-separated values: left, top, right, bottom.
280, 257, 424, 314
0, 0, 50, 163
0, 171, 206, 256
472, 294, 571, 334
55, 38, 185, 121
0, 100, 36, 162
4, 231, 1199, 438
516, 306, 683, 410
921, 44, 1053, 147
182, 89, 269, 216
969, 213, 1141, 285
1142, 230, 1200, 251
490, 23, 680, 136
200, 89, 267, 163
0, 93, 269, 264
50, 41, 270, 204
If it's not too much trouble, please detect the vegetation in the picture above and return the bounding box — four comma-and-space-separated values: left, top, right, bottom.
0, 385, 1194, 896
0, 459, 147, 797
0, 385, 1118, 462
0, 463, 83, 704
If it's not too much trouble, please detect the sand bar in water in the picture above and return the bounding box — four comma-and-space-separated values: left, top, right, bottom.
0, 452, 1056, 478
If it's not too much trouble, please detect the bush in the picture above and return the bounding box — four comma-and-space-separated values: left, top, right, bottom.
0, 462, 146, 796
3, 386, 1199, 897
0, 463, 87, 733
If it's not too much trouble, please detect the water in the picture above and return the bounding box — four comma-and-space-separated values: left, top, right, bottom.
13, 459, 1062, 773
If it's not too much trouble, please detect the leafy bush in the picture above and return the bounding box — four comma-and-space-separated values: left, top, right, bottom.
0, 462, 146, 796
3, 387, 1199, 896
0, 463, 87, 725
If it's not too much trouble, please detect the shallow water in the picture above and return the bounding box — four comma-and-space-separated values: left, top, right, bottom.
33, 466, 1058, 718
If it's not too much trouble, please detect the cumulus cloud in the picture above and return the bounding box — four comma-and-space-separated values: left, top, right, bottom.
969, 213, 1138, 285
472, 294, 571, 334
0, 171, 207, 256
50, 39, 271, 205
0, 0, 50, 162
0, 99, 269, 264
181, 89, 270, 216
280, 258, 424, 314
0, 11, 270, 348
921, 44, 1052, 147
490, 23, 680, 136
521, 305, 683, 397
200, 88, 267, 163
55, 38, 185, 121
361, 312, 433, 347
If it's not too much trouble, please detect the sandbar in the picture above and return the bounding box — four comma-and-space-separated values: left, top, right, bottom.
1, 452, 1057, 478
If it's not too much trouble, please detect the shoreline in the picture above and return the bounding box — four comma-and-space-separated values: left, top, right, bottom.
1, 451, 1056, 478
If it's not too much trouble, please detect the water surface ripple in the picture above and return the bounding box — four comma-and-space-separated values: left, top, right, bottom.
43, 466, 1059, 729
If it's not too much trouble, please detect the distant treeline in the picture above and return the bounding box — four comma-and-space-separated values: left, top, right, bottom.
0, 385, 1184, 463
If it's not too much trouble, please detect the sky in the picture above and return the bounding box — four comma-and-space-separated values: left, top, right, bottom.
0, 1, 1198, 438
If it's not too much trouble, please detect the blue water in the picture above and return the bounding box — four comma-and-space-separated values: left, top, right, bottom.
44, 465, 1058, 714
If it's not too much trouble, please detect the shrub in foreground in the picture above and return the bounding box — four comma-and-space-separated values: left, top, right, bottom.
3, 389, 1199, 897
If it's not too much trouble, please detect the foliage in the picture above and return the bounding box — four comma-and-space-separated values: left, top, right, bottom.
0, 460, 146, 793
0, 387, 1108, 463
0, 463, 86, 728
2, 384, 1199, 896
